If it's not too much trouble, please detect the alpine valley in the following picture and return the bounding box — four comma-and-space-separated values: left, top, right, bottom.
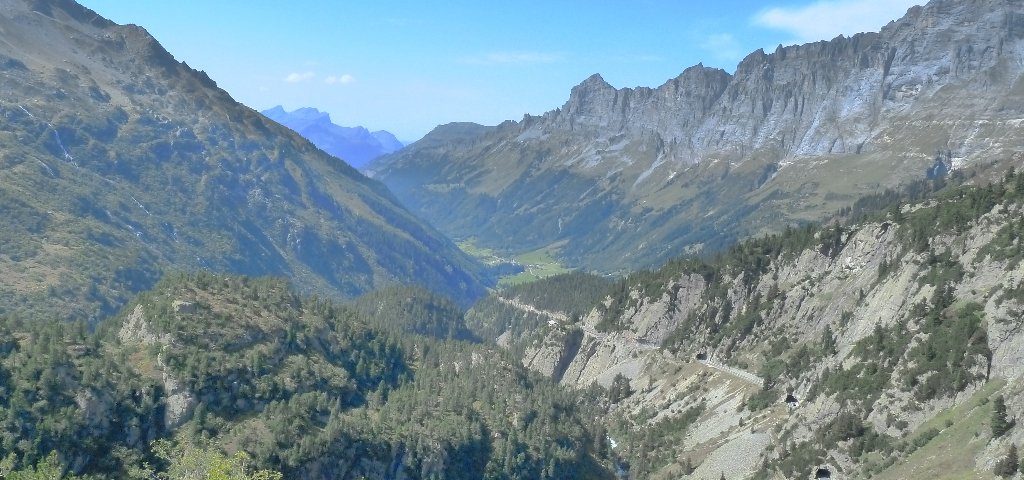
3, 0, 1024, 480
368, 0, 1024, 274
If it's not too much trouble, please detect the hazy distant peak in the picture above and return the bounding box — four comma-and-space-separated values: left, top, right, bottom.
261, 105, 287, 119
261, 106, 404, 168
264, 105, 329, 126
291, 106, 331, 121
371, 130, 404, 152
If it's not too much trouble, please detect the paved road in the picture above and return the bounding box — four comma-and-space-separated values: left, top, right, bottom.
698, 358, 763, 386
497, 296, 762, 385
495, 296, 569, 322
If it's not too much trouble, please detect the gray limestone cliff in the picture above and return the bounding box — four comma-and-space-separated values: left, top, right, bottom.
370, 0, 1024, 274
482, 176, 1024, 478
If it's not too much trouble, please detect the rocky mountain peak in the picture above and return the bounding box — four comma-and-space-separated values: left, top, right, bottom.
734, 47, 769, 74
561, 73, 618, 125
668, 62, 731, 84
577, 72, 612, 90
657, 63, 732, 112
371, 0, 1024, 274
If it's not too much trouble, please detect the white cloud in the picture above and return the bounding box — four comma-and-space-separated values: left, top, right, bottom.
283, 71, 316, 83
700, 33, 744, 64
325, 74, 356, 85
753, 0, 922, 43
459, 51, 564, 66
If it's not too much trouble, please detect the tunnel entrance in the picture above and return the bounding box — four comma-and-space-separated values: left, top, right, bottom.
815, 467, 831, 479
785, 393, 799, 407
696, 352, 708, 361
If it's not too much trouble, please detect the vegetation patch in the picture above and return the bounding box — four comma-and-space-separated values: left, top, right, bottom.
0, 273, 614, 478
901, 300, 990, 401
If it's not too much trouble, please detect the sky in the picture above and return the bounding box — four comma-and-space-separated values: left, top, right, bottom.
80, 0, 922, 142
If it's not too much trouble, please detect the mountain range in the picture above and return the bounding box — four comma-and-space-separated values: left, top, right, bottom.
262, 106, 403, 169
7, 0, 1024, 479
0, 0, 488, 321
368, 0, 1024, 274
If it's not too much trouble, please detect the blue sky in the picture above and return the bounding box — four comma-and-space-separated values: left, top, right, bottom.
80, 0, 921, 141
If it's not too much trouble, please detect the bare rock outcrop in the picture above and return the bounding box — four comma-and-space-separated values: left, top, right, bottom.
118, 304, 196, 430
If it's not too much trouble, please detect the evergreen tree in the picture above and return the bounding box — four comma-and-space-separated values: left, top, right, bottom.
5, 453, 74, 480
821, 325, 836, 356
608, 374, 633, 404
994, 395, 1013, 438
995, 444, 1019, 478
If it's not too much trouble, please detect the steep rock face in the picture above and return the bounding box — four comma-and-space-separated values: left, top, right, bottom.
262, 106, 403, 169
504, 187, 1024, 478
118, 305, 196, 430
554, 67, 733, 140
0, 0, 488, 320
370, 0, 1024, 273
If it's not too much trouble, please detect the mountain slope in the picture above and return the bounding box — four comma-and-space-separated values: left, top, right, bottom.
369, 0, 1024, 273
262, 106, 403, 169
0, 273, 613, 478
475, 168, 1024, 478
0, 0, 488, 320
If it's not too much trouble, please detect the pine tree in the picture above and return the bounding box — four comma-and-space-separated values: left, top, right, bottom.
995, 444, 1019, 478
993, 395, 1013, 438
821, 325, 836, 355
608, 374, 633, 404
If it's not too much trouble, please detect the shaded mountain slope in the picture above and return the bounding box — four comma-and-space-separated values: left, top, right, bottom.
369, 0, 1024, 274
0, 0, 488, 321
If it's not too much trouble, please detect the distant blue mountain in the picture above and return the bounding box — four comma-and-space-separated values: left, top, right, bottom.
262, 106, 403, 169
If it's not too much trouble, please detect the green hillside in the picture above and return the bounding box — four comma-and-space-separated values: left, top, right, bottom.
0, 273, 613, 479
0, 1, 490, 324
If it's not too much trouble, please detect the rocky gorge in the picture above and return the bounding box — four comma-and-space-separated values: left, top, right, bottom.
471, 170, 1024, 478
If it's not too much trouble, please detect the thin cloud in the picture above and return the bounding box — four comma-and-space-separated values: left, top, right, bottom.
459, 51, 565, 66
699, 33, 743, 65
753, 0, 921, 43
283, 71, 316, 83
325, 74, 356, 85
